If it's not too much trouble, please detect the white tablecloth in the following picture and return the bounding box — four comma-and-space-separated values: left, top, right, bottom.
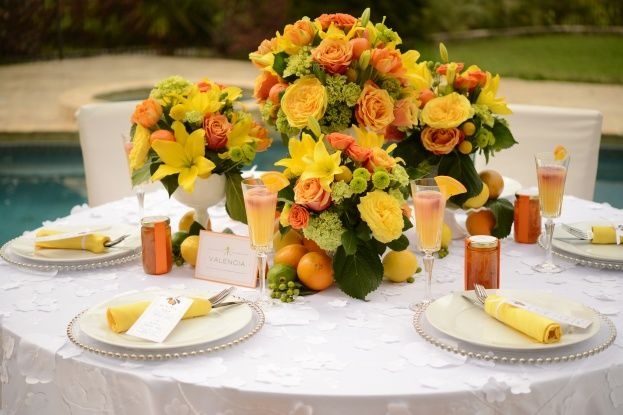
1, 192, 623, 415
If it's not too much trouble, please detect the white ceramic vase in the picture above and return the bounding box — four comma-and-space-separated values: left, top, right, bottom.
172, 174, 227, 227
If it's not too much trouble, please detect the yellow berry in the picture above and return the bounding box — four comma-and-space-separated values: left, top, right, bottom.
461, 121, 476, 136
458, 140, 473, 154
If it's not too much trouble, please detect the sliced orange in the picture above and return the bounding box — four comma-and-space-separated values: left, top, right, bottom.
260, 171, 290, 192
553, 145, 568, 161
434, 175, 467, 199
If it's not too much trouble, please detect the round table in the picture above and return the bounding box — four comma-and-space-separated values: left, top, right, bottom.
1, 191, 622, 414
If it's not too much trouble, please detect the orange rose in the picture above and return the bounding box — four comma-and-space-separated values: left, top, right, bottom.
454, 69, 487, 91
421, 127, 463, 155
316, 13, 357, 30
418, 89, 436, 108
392, 98, 419, 129
364, 147, 396, 172
132, 99, 162, 128
288, 204, 310, 230
327, 132, 355, 151
254, 71, 280, 103
203, 113, 231, 150
355, 81, 395, 132
149, 129, 175, 145
436, 63, 465, 75
350, 37, 370, 59
283, 19, 315, 48
294, 178, 332, 212
268, 82, 287, 105
311, 38, 353, 75
250, 122, 272, 152
370, 48, 405, 78
345, 143, 372, 163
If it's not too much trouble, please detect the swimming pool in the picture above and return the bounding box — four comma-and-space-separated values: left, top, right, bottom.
1, 140, 622, 244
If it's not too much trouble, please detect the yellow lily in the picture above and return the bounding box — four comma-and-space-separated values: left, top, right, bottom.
401, 51, 432, 92
353, 125, 385, 149
477, 73, 512, 115
151, 121, 215, 193
128, 124, 151, 170
300, 139, 343, 191
169, 86, 222, 122
274, 132, 316, 177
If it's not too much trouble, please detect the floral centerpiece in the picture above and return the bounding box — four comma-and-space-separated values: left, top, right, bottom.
393, 44, 518, 237
274, 123, 412, 300
249, 8, 421, 141
128, 75, 271, 223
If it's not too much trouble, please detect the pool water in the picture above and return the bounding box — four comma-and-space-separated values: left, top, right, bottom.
1, 142, 622, 244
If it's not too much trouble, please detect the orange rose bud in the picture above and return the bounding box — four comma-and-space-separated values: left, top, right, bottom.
294, 178, 332, 212
132, 99, 162, 129
149, 129, 175, 145
420, 127, 463, 155
288, 204, 310, 230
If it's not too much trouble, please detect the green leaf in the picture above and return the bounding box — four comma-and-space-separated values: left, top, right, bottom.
188, 220, 204, 236
272, 52, 288, 78
355, 222, 372, 241
131, 162, 151, 186
341, 230, 358, 255
225, 172, 247, 223
333, 245, 383, 300
387, 234, 409, 251
486, 198, 514, 238
160, 174, 179, 196
438, 152, 482, 205
372, 239, 386, 256
490, 120, 518, 152
402, 215, 413, 232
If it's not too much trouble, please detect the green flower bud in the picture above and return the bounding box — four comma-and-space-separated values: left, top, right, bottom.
353, 167, 371, 181
349, 176, 368, 194
360, 8, 370, 27
439, 42, 449, 63
372, 170, 390, 189
229, 147, 244, 162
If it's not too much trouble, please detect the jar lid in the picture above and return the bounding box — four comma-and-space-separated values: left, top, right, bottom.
515, 188, 539, 200
141, 216, 170, 227
468, 235, 498, 248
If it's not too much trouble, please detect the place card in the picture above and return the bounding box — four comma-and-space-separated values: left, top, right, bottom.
194, 231, 257, 287
503, 297, 593, 329
126, 296, 193, 343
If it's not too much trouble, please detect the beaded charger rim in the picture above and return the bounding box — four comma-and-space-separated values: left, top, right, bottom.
412, 301, 617, 365
66, 300, 265, 360
538, 237, 623, 271
0, 237, 141, 272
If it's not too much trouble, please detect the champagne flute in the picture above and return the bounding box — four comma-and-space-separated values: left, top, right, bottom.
241, 178, 278, 305
122, 134, 148, 221
534, 151, 570, 273
410, 178, 446, 306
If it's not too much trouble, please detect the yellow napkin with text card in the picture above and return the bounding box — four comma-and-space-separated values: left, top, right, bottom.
484, 294, 561, 343
591, 226, 623, 244
106, 298, 212, 333
35, 229, 111, 253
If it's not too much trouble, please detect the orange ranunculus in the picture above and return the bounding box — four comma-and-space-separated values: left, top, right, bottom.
355, 81, 395, 132
392, 98, 419, 129
315, 13, 357, 30
288, 204, 310, 230
132, 99, 162, 129
203, 113, 231, 150
421, 127, 463, 155
327, 132, 355, 151
364, 147, 396, 172
281, 76, 328, 129
345, 143, 372, 163
418, 89, 436, 108
268, 82, 287, 105
311, 38, 353, 75
149, 129, 175, 145
370, 48, 405, 78
283, 19, 315, 48
250, 122, 272, 152
436, 62, 465, 75
254, 71, 280, 103
454, 67, 487, 91
294, 178, 332, 212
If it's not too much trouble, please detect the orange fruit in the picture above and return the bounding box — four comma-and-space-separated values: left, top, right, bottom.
260, 171, 290, 192
465, 209, 496, 236
553, 145, 568, 161
274, 244, 308, 269
302, 237, 323, 253
297, 252, 334, 291
479, 169, 504, 200
434, 175, 467, 199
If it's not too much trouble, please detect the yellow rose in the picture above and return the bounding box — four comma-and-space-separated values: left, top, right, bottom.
420, 92, 474, 129
357, 190, 404, 243
281, 76, 328, 129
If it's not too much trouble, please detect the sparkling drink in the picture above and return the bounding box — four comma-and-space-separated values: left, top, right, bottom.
414, 190, 446, 251
537, 165, 567, 218
243, 187, 277, 250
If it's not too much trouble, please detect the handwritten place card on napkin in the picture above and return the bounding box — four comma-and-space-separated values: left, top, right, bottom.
126, 296, 193, 343
194, 231, 257, 287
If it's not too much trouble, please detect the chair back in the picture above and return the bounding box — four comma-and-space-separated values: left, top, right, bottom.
475, 104, 602, 200
76, 101, 140, 206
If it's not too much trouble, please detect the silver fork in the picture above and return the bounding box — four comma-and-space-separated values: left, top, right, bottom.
473, 283, 488, 305
104, 234, 130, 247
560, 224, 592, 240
208, 287, 235, 306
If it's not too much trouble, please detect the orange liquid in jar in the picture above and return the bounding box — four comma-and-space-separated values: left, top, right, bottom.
414, 190, 446, 251
244, 187, 277, 249
537, 165, 567, 218
464, 235, 500, 290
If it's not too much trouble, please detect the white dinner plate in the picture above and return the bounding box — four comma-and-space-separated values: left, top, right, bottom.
552, 222, 623, 263
80, 289, 253, 350
9, 224, 141, 264
425, 290, 601, 351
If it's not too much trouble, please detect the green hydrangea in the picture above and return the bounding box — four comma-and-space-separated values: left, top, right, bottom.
303, 211, 345, 251
378, 76, 402, 101
331, 181, 353, 204
353, 167, 371, 181
260, 101, 276, 124
390, 164, 409, 187
283, 47, 313, 78
343, 83, 362, 107
372, 170, 390, 189
473, 104, 495, 128
325, 75, 362, 107
349, 176, 368, 194
184, 110, 204, 126
389, 187, 405, 204
475, 128, 494, 149
150, 75, 193, 106
321, 103, 352, 133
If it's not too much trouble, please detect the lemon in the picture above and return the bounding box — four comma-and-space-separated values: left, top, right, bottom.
441, 223, 452, 248
335, 165, 353, 183
273, 229, 303, 251
180, 235, 200, 267
553, 145, 568, 160
178, 210, 196, 232
462, 183, 489, 209
383, 250, 418, 283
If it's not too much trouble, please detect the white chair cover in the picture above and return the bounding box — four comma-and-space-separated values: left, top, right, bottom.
475, 104, 602, 200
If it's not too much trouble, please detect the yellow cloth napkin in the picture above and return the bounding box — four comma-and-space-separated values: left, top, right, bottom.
484, 294, 562, 344
591, 226, 623, 244
35, 229, 111, 253
106, 298, 212, 333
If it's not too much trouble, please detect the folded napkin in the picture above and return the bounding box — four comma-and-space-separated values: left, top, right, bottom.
484, 294, 561, 343
106, 298, 212, 333
591, 225, 623, 244
35, 229, 111, 253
